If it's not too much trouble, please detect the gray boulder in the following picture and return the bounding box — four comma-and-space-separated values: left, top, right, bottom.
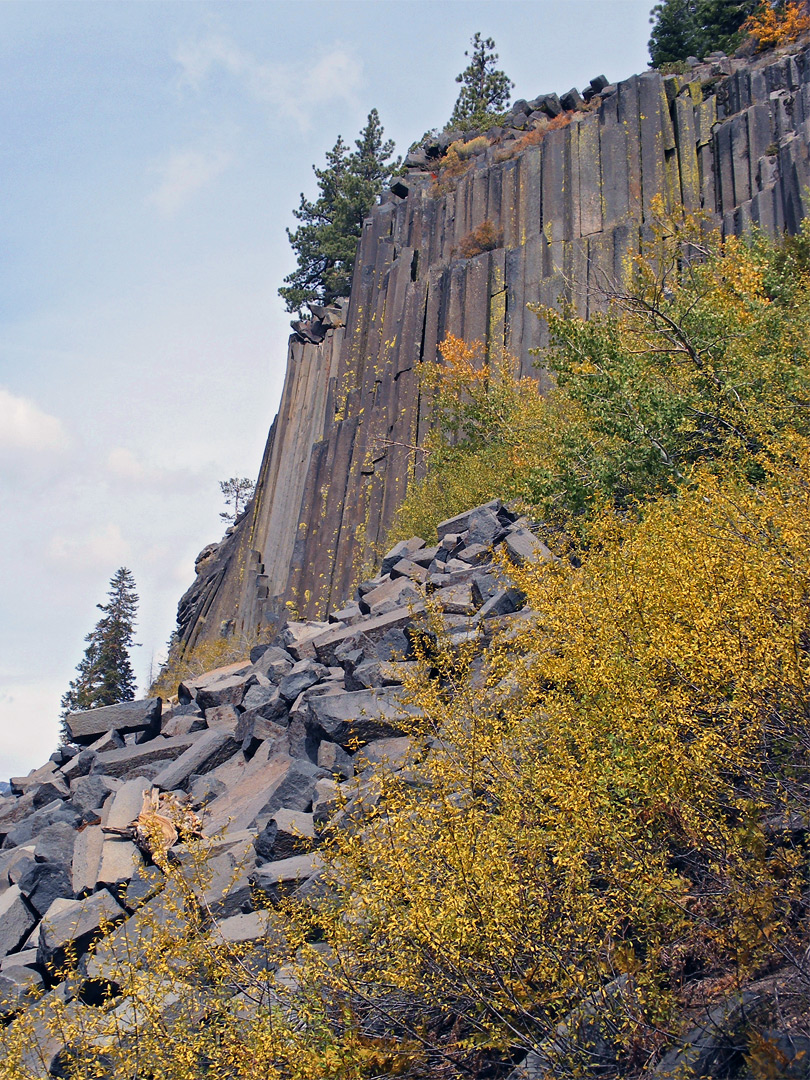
18, 862, 73, 917
63, 698, 162, 745
37, 889, 126, 970
0, 885, 37, 960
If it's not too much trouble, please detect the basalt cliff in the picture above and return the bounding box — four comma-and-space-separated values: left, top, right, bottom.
178, 41, 810, 652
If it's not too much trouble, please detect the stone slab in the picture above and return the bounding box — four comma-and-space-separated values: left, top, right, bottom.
37, 889, 125, 969
152, 729, 241, 791
0, 885, 37, 960
63, 698, 162, 745
92, 736, 197, 780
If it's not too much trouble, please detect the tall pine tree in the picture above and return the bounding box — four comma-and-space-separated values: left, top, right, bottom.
60, 567, 139, 735
279, 110, 399, 314
449, 33, 513, 128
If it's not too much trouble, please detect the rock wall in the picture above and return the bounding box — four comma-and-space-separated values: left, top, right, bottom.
178, 43, 810, 648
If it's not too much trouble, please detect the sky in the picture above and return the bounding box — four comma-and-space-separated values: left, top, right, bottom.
0, 0, 652, 779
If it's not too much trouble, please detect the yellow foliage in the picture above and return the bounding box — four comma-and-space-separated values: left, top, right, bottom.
306, 443, 810, 1072
743, 0, 810, 49
149, 631, 268, 700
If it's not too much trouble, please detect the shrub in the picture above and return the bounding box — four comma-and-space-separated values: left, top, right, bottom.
430, 136, 489, 195
452, 219, 502, 259
495, 110, 577, 161
149, 631, 270, 700
742, 0, 810, 49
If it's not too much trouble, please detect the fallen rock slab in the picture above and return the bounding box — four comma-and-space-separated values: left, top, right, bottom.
152, 729, 241, 792
37, 889, 125, 970
308, 687, 415, 748
91, 735, 198, 780
0, 885, 37, 960
63, 698, 162, 745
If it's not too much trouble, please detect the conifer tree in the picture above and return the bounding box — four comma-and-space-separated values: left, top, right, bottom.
279, 110, 398, 314
60, 567, 139, 734
648, 0, 758, 66
449, 32, 513, 128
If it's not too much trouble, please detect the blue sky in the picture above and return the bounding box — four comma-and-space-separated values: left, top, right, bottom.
0, 0, 652, 777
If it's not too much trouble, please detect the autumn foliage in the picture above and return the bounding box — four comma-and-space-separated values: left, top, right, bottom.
5, 217, 810, 1077
743, 0, 810, 49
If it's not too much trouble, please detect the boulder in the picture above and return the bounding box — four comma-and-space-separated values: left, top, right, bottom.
381, 537, 426, 575
466, 507, 502, 546
359, 575, 422, 616
308, 687, 415, 748
281, 621, 333, 661
560, 87, 585, 111
436, 500, 501, 539
37, 889, 126, 970
316, 740, 354, 780
251, 852, 324, 899
195, 675, 251, 712
203, 704, 241, 731
279, 660, 329, 702
0, 885, 37, 960
72, 825, 106, 896
250, 646, 295, 682
68, 774, 119, 815
63, 698, 161, 746
432, 582, 480, 616
504, 529, 556, 567
178, 661, 252, 706
96, 839, 143, 891
254, 809, 315, 863
0, 950, 43, 1015
389, 558, 430, 583
17, 862, 73, 917
211, 909, 274, 945
152, 729, 241, 791
91, 734, 198, 779
312, 606, 425, 667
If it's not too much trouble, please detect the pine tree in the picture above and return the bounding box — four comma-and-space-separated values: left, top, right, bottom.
219, 477, 255, 522
648, 0, 759, 66
60, 568, 139, 735
279, 110, 399, 314
449, 33, 513, 128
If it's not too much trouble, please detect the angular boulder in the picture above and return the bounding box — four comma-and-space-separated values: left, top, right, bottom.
63, 698, 162, 746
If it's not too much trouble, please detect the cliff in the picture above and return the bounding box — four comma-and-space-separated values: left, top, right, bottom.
177, 42, 810, 651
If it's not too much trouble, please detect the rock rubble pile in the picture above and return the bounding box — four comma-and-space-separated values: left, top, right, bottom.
0, 499, 554, 1072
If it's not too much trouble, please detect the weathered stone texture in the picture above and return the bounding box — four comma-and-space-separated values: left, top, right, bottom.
178, 46, 810, 648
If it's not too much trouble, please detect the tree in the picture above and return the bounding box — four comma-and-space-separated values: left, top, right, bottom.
648, 0, 759, 66
219, 476, 255, 522
279, 110, 399, 314
60, 568, 139, 731
449, 32, 513, 128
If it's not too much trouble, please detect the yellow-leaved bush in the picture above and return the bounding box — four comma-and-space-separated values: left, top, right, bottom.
10, 445, 808, 1078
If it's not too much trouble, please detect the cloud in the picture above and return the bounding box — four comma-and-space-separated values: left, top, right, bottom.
0, 386, 70, 453
48, 523, 132, 571
107, 446, 155, 482
174, 34, 362, 125
147, 147, 232, 216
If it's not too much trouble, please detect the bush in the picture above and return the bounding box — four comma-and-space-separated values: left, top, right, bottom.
742, 0, 810, 50
452, 219, 501, 259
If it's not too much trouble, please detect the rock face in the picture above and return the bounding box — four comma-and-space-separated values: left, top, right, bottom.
176, 44, 810, 652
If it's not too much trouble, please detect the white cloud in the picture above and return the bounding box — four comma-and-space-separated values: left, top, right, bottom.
0, 386, 70, 453
47, 523, 132, 571
148, 147, 232, 216
107, 446, 151, 481
174, 34, 362, 125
